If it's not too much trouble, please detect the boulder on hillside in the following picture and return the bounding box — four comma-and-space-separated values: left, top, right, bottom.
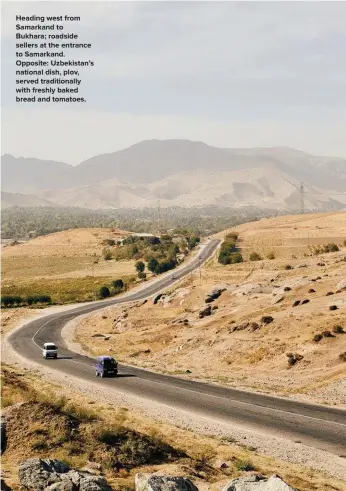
221, 474, 297, 491
1, 418, 7, 454
135, 473, 198, 491
199, 305, 212, 318
205, 287, 226, 303
19, 459, 113, 491
336, 279, 346, 291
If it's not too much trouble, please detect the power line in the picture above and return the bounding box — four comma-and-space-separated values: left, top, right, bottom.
282, 176, 305, 214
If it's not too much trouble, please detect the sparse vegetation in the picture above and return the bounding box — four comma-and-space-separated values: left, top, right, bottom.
249, 252, 262, 261
267, 251, 275, 260
234, 458, 256, 472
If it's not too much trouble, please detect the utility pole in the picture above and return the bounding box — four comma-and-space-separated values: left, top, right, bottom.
282, 176, 305, 215
300, 182, 305, 214
157, 195, 161, 234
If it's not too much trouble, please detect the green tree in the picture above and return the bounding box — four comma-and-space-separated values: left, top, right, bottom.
112, 279, 124, 291
135, 260, 145, 273
99, 286, 111, 298
147, 257, 159, 273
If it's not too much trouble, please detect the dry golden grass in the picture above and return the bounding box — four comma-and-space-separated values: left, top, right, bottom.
2, 364, 345, 491
1, 228, 139, 304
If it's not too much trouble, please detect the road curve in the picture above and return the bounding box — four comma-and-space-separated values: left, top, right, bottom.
8, 239, 346, 456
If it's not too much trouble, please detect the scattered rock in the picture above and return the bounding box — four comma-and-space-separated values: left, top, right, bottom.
221, 474, 297, 491
271, 295, 284, 305
19, 459, 113, 491
135, 473, 198, 491
301, 299, 310, 305
322, 330, 333, 338
336, 279, 346, 291
199, 305, 212, 318
0, 479, 12, 491
153, 294, 164, 305
333, 325, 344, 334
317, 262, 325, 266
292, 300, 300, 307
101, 316, 107, 320
308, 289, 316, 293
283, 287, 291, 292
297, 264, 307, 268
229, 321, 260, 333
329, 305, 338, 311
313, 334, 323, 342
205, 287, 226, 303
1, 418, 7, 454
261, 316, 274, 325
339, 352, 346, 362
326, 292, 334, 296
286, 353, 304, 366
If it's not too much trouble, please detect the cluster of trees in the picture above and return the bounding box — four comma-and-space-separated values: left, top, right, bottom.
1, 205, 271, 240
103, 233, 200, 277
99, 278, 127, 299
218, 232, 243, 265
1, 294, 52, 307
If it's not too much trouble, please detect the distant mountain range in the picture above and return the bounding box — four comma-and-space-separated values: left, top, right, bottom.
2, 140, 346, 211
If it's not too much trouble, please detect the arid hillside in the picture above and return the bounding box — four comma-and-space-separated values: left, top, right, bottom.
74, 212, 346, 406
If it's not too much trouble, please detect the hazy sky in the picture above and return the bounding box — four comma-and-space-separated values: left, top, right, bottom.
2, 1, 346, 164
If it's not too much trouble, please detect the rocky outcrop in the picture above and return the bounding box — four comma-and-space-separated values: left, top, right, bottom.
19, 459, 113, 491
336, 279, 346, 291
199, 305, 212, 318
1, 418, 7, 454
135, 473, 198, 491
205, 287, 227, 303
221, 474, 297, 491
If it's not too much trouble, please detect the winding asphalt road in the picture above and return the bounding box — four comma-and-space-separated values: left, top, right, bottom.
8, 239, 346, 456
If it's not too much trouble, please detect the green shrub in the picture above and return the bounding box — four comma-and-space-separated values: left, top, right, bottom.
147, 257, 159, 273
235, 458, 255, 471
135, 261, 145, 273
138, 272, 147, 280
99, 286, 110, 298
249, 252, 262, 261
112, 279, 124, 290
1, 295, 15, 307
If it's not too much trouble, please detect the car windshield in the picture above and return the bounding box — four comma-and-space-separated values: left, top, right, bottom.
103, 359, 116, 368
45, 344, 56, 350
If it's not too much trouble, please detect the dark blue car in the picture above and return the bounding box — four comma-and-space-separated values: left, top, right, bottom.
95, 355, 118, 378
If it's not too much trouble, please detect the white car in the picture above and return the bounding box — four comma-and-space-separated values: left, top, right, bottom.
42, 342, 58, 359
